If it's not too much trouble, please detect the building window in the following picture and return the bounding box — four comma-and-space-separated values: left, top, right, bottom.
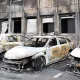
0, 0, 6, 3
42, 18, 54, 33
27, 19, 37, 34
61, 16, 75, 33
1, 21, 8, 33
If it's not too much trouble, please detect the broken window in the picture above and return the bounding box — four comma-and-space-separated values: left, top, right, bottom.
42, 18, 54, 33
27, 19, 37, 34
24, 37, 48, 47
7, 35, 18, 42
58, 37, 67, 44
49, 38, 57, 46
0, 0, 6, 3
1, 21, 8, 33
61, 16, 75, 33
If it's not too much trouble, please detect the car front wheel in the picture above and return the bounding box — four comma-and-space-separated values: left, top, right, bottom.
32, 56, 46, 70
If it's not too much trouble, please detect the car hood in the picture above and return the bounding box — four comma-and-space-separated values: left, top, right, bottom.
70, 48, 80, 58
4, 46, 46, 60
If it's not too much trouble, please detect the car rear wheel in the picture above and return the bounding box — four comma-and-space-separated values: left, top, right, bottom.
32, 56, 46, 70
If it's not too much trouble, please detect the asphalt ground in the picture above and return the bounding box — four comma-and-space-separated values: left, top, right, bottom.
0, 58, 79, 80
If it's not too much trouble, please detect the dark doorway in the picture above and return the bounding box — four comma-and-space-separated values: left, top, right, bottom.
43, 23, 54, 33
43, 23, 48, 33
14, 19, 21, 33
61, 19, 68, 33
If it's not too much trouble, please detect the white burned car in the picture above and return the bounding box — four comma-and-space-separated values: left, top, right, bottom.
3, 36, 73, 70
69, 47, 80, 72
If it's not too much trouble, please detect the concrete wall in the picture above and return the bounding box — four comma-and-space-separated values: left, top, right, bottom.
0, 0, 9, 19
24, 0, 37, 16
0, 0, 78, 18
11, 0, 23, 18
0, 0, 79, 44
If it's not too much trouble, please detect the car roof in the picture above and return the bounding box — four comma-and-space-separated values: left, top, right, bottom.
33, 35, 65, 38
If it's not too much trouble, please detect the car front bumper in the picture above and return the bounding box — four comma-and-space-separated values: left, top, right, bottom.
3, 58, 29, 65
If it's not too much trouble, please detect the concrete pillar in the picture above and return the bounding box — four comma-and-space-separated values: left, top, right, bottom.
21, 0, 27, 36
54, 6, 60, 35
8, 0, 12, 33
37, 0, 42, 35
21, 15, 27, 36
75, 0, 80, 46
11, 19, 14, 33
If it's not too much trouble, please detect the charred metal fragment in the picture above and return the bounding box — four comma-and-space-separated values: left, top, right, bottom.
69, 48, 80, 74
3, 56, 32, 71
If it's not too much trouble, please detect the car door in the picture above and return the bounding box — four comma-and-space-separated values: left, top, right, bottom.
46, 37, 61, 64
58, 37, 70, 58
65, 38, 75, 50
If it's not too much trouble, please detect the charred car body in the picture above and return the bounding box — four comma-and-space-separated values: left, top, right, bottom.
69, 47, 80, 73
3, 36, 74, 70
0, 34, 23, 58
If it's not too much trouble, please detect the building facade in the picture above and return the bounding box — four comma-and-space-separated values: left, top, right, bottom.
0, 0, 80, 44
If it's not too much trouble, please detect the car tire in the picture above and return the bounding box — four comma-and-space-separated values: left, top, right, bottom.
32, 56, 46, 70
0, 52, 5, 60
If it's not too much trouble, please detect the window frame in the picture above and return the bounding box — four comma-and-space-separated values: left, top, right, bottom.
0, 0, 6, 4
61, 15, 75, 34
58, 37, 67, 44
65, 38, 71, 42
7, 35, 18, 42
49, 38, 57, 47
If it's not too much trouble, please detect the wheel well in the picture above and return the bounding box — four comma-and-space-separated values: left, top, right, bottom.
31, 52, 46, 60
32, 56, 46, 70
69, 49, 72, 52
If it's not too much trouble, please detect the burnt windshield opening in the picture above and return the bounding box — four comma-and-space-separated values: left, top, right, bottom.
24, 38, 48, 47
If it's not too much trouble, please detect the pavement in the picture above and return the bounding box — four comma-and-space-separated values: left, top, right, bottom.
0, 59, 79, 80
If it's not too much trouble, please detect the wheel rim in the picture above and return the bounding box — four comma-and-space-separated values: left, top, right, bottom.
32, 56, 45, 70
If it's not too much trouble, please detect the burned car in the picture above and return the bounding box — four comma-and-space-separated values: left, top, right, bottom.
3, 36, 74, 70
0, 34, 23, 58
68, 47, 80, 73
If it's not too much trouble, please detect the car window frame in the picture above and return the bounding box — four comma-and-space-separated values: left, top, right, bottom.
48, 37, 58, 47
58, 37, 67, 45
24, 37, 49, 47
65, 38, 71, 42
7, 35, 18, 42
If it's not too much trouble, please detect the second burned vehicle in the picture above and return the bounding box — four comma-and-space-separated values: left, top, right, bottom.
3, 35, 74, 70
0, 34, 23, 58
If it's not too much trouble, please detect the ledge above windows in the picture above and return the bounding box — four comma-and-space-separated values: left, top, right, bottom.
12, 0, 22, 2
